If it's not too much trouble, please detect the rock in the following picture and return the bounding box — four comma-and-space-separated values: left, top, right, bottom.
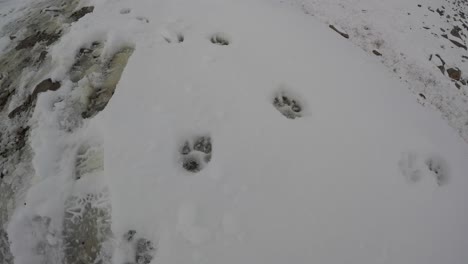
8, 79, 60, 119
31, 79, 61, 100
15, 31, 61, 50
7, 98, 31, 119
449, 39, 467, 50
419, 93, 426, 99
0, 126, 30, 157
329, 25, 349, 39
36, 51, 48, 65
447, 67, 462, 80
69, 6, 94, 22
372, 50, 382, 56
450, 26, 462, 39
0, 89, 12, 111
435, 54, 446, 65
437, 65, 445, 74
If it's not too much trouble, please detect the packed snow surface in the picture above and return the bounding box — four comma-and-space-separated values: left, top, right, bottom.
1, 0, 468, 264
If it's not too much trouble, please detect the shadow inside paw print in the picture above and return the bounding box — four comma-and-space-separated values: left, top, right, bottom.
210, 33, 230, 46
163, 33, 184, 44
425, 156, 449, 186
273, 93, 302, 119
180, 136, 212, 173
122, 230, 156, 264
398, 152, 450, 186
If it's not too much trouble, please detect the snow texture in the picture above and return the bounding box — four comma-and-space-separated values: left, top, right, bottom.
1, 0, 468, 264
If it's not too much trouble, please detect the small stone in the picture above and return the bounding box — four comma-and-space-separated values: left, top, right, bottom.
181, 142, 191, 155
437, 65, 445, 74
372, 50, 382, 56
450, 26, 462, 39
329, 25, 349, 39
447, 67, 461, 80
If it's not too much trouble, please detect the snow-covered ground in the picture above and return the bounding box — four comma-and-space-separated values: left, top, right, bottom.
287, 0, 468, 141
1, 0, 468, 264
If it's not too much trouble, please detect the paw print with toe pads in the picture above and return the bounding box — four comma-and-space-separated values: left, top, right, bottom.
122, 230, 156, 264
180, 136, 212, 173
273, 91, 303, 119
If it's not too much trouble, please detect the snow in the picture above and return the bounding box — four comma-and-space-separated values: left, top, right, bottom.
2, 0, 468, 264
285, 0, 468, 141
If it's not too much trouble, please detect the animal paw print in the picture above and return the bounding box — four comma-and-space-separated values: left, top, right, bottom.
425, 156, 449, 186
398, 152, 449, 186
180, 136, 212, 172
273, 93, 302, 119
163, 32, 184, 44
210, 33, 230, 46
122, 230, 156, 264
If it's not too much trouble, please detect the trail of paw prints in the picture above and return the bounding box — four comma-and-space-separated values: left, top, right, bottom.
398, 152, 449, 186
180, 136, 212, 173
273, 91, 303, 119
158, 25, 232, 45
121, 230, 156, 264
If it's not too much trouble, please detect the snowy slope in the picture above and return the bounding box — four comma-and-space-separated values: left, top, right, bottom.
103, 1, 468, 264
286, 0, 468, 141
1, 0, 468, 264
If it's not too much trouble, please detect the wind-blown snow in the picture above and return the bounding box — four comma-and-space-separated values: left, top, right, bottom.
2, 0, 468, 264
